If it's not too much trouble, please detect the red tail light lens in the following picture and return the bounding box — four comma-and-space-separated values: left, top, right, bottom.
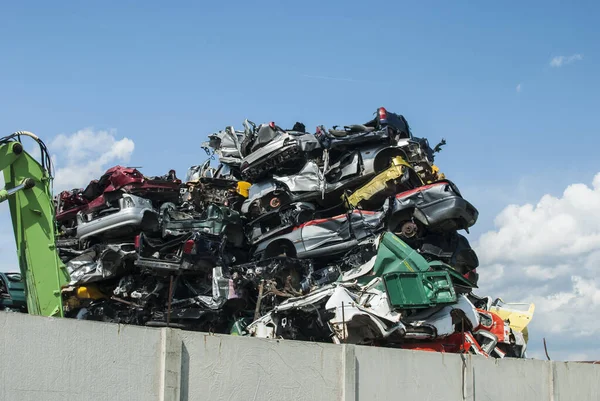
183, 239, 195, 254
134, 235, 140, 250
378, 107, 388, 122
269, 121, 276, 129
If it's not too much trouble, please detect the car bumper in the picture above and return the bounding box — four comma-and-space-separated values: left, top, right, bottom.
414, 196, 478, 230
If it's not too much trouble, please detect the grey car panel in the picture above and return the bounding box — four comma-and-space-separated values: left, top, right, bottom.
272, 161, 321, 193
241, 164, 321, 214
76, 194, 158, 241
253, 210, 386, 259
204, 126, 246, 163
391, 180, 478, 231
242, 142, 409, 216
241, 132, 319, 166
240, 132, 321, 181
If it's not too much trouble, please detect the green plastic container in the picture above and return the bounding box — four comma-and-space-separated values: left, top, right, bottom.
372, 232, 432, 275
383, 270, 457, 309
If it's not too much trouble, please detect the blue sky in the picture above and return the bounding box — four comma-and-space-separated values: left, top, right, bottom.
1, 1, 599, 360
1, 1, 598, 233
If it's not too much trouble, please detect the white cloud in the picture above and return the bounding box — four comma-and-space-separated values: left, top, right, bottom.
550, 54, 583, 67
476, 173, 600, 360
516, 83, 522, 93
50, 128, 135, 191
0, 127, 136, 272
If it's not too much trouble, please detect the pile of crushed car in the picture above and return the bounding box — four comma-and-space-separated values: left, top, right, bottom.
55, 107, 534, 358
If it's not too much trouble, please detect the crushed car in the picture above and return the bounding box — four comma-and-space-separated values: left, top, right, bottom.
252, 209, 387, 260
0, 272, 27, 313
239, 121, 321, 181
55, 106, 533, 359
56, 166, 181, 247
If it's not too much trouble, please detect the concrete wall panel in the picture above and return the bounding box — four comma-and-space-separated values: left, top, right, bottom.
0, 312, 161, 401
179, 332, 344, 401
553, 362, 600, 401
1, 312, 599, 401
467, 354, 552, 401
353, 345, 464, 401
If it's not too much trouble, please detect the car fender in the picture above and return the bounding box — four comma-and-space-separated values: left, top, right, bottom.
362, 144, 409, 176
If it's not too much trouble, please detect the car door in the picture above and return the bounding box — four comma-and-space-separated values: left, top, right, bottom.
300, 214, 351, 253
348, 210, 385, 241
325, 151, 361, 184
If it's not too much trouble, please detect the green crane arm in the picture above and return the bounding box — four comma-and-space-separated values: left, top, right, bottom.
0, 131, 69, 317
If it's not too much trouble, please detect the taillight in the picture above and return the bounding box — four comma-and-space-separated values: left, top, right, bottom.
378, 107, 388, 123
269, 121, 276, 129
134, 235, 140, 250
183, 239, 195, 254
316, 126, 322, 134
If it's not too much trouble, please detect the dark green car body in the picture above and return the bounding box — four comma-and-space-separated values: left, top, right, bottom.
0, 272, 27, 312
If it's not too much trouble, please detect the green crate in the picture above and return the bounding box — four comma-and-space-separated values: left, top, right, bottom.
383, 270, 457, 309
373, 232, 431, 276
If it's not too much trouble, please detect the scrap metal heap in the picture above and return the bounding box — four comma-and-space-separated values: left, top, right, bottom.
55, 107, 534, 358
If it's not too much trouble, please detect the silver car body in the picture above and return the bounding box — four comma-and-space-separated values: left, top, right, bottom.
403, 294, 480, 338
203, 124, 248, 166
76, 194, 158, 241
253, 210, 386, 259
241, 139, 411, 214
241, 131, 320, 167
241, 162, 321, 214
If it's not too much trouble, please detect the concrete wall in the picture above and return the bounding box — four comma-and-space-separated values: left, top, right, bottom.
178, 332, 345, 401
1, 312, 599, 401
0, 312, 161, 401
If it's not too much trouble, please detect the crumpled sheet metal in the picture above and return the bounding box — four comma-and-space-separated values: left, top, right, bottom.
325, 285, 405, 344
247, 280, 479, 345
274, 161, 322, 193
345, 156, 422, 208
203, 126, 245, 162
56, 108, 532, 358
211, 266, 241, 308
404, 294, 480, 338
245, 234, 483, 346
67, 244, 135, 285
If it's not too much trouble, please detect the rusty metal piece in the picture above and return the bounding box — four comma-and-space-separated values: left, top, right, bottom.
400, 221, 418, 238
262, 278, 296, 298
254, 280, 265, 321
543, 337, 551, 360
110, 296, 137, 306
283, 274, 302, 297
269, 197, 281, 208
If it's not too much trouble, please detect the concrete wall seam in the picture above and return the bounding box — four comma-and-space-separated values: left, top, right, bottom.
159, 328, 182, 401
342, 344, 356, 401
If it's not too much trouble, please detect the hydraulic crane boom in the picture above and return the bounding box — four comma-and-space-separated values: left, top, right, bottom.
0, 131, 68, 316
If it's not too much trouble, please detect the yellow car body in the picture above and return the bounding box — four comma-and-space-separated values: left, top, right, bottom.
345, 156, 423, 208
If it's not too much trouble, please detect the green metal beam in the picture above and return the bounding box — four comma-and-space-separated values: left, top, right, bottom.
1, 139, 68, 316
